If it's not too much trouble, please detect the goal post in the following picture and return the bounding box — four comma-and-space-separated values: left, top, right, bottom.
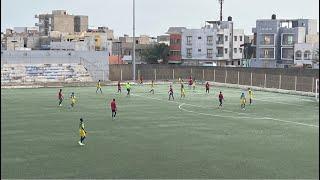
316, 79, 319, 102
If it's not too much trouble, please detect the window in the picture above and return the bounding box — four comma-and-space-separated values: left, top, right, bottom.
295, 50, 302, 60
198, 49, 201, 52
170, 51, 180, 56
239, 48, 243, 53
187, 36, 192, 45
217, 35, 223, 44
225, 48, 228, 54
282, 34, 294, 45
234, 48, 237, 53
260, 34, 275, 45
187, 48, 192, 58
238, 61, 241, 65
259, 48, 275, 59
198, 36, 202, 40
207, 49, 213, 58
207, 36, 213, 45
239, 36, 243, 41
231, 61, 234, 65
216, 48, 223, 57
304, 50, 311, 60
234, 36, 238, 41
282, 48, 294, 59
225, 36, 228, 41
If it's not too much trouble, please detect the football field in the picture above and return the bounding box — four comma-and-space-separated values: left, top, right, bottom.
1, 83, 319, 179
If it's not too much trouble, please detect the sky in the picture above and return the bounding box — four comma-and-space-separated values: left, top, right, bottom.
1, 0, 319, 37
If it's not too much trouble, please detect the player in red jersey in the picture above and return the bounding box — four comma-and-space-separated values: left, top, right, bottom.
117, 81, 121, 93
218, 91, 224, 108
205, 82, 210, 93
188, 76, 193, 89
168, 84, 174, 100
58, 89, 64, 106
110, 99, 117, 120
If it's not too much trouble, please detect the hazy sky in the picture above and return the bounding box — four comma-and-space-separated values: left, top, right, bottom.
1, 0, 319, 37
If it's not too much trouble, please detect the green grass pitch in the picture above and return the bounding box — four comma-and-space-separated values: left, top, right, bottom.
1, 83, 319, 179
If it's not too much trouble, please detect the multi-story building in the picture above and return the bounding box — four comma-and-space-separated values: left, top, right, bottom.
6, 36, 25, 50
157, 35, 170, 45
166, 27, 186, 64
251, 14, 318, 68
180, 17, 245, 66
35, 10, 88, 36
112, 35, 158, 63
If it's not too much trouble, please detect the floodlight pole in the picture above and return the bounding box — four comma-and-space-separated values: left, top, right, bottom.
132, 0, 136, 81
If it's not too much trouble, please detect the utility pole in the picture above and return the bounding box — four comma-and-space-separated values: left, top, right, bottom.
219, 0, 224, 21
132, 0, 136, 81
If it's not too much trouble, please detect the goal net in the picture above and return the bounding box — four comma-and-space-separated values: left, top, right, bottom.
316, 79, 319, 102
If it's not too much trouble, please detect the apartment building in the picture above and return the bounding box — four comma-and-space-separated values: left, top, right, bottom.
252, 14, 318, 68
35, 10, 88, 36
180, 17, 245, 66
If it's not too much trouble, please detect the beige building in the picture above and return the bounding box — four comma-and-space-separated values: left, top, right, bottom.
35, 10, 88, 35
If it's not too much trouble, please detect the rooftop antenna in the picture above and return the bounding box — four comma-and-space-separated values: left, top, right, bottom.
218, 0, 224, 21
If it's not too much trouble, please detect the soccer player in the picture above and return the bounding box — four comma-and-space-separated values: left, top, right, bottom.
205, 82, 210, 93
125, 82, 131, 96
96, 80, 102, 94
188, 76, 193, 89
117, 81, 121, 93
192, 79, 196, 91
180, 83, 186, 99
58, 89, 64, 106
218, 91, 224, 107
168, 84, 174, 100
248, 88, 254, 105
110, 99, 117, 120
240, 92, 246, 110
70, 92, 76, 108
78, 118, 87, 146
149, 80, 155, 94
140, 75, 143, 84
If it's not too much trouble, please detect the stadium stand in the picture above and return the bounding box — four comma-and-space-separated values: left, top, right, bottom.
1, 63, 93, 84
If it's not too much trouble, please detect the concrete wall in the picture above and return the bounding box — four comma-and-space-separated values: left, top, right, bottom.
109, 64, 319, 92
52, 15, 74, 34
1, 50, 109, 81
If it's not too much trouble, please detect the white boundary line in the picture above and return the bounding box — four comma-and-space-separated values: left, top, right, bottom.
133, 93, 319, 128
133, 91, 318, 107
179, 103, 319, 128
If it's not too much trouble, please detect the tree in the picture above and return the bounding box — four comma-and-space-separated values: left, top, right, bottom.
141, 43, 169, 64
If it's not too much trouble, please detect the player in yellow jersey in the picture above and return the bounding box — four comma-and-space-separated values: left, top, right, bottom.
78, 118, 87, 146
240, 92, 246, 110
180, 83, 186, 99
125, 82, 131, 96
70, 92, 76, 108
149, 80, 155, 94
248, 88, 254, 105
96, 80, 102, 94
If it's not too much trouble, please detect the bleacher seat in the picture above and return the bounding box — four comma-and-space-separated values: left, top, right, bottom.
1, 63, 93, 84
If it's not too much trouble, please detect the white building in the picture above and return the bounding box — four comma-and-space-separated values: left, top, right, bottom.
294, 43, 319, 68
181, 17, 245, 66
6, 36, 24, 50
50, 36, 95, 51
